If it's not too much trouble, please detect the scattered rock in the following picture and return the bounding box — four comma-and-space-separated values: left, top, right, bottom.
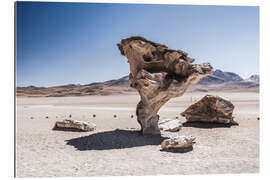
161, 135, 195, 152
117, 36, 213, 135
181, 95, 238, 125
53, 119, 96, 132
158, 119, 183, 132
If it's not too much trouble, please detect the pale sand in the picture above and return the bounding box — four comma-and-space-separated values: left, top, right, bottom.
16, 92, 259, 177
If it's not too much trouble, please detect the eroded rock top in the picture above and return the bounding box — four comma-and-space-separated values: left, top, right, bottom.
117, 36, 212, 79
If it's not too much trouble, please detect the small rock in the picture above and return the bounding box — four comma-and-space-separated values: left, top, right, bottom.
114, 115, 117, 118
161, 135, 195, 151
45, 116, 49, 119
69, 114, 72, 118
158, 119, 183, 132
53, 119, 96, 132
131, 115, 134, 118
93, 114, 96, 118
30, 117, 34, 119
257, 117, 260, 120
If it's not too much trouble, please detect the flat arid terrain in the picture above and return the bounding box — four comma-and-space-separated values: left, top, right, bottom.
16, 91, 259, 177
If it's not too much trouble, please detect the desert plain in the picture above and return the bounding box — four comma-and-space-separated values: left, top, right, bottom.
16, 91, 259, 177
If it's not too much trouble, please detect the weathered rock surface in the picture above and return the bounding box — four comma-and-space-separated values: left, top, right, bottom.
158, 119, 183, 132
161, 135, 196, 151
53, 119, 96, 132
181, 95, 238, 125
117, 36, 213, 135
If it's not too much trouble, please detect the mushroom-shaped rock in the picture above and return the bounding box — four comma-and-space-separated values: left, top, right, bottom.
53, 119, 96, 132
161, 135, 196, 151
181, 95, 238, 125
117, 36, 213, 135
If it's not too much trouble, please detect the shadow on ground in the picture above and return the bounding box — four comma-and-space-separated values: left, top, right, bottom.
65, 129, 166, 151
183, 122, 232, 128
160, 146, 193, 153
52, 127, 88, 132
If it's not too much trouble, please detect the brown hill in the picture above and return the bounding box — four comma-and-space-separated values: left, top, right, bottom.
16, 70, 259, 97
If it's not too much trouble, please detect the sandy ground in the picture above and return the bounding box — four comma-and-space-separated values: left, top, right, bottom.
16, 92, 259, 177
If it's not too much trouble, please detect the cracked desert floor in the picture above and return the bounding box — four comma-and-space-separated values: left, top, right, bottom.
16, 91, 259, 177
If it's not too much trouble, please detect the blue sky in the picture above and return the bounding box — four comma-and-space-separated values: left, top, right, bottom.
16, 2, 259, 87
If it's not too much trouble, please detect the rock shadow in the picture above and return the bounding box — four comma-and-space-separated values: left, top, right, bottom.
52, 126, 88, 132
160, 146, 193, 153
183, 122, 233, 128
65, 129, 166, 151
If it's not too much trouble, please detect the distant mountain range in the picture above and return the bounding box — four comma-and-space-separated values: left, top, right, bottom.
192, 69, 259, 92
16, 69, 259, 97
197, 69, 244, 85
246, 74, 259, 83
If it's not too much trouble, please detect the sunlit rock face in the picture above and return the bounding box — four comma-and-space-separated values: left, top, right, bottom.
181, 95, 238, 125
53, 119, 96, 132
117, 36, 213, 135
161, 135, 196, 151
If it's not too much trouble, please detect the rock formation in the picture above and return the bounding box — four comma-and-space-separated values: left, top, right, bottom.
53, 119, 96, 132
158, 119, 183, 132
181, 95, 238, 125
117, 36, 213, 135
161, 135, 196, 151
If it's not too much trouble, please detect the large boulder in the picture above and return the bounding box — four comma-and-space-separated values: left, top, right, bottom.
53, 119, 96, 132
158, 119, 183, 132
181, 95, 238, 125
161, 135, 196, 151
117, 36, 213, 135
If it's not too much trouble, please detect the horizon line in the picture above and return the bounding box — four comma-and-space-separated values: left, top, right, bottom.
16, 69, 259, 88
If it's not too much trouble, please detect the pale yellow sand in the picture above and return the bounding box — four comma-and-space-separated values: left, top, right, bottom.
16, 92, 259, 177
